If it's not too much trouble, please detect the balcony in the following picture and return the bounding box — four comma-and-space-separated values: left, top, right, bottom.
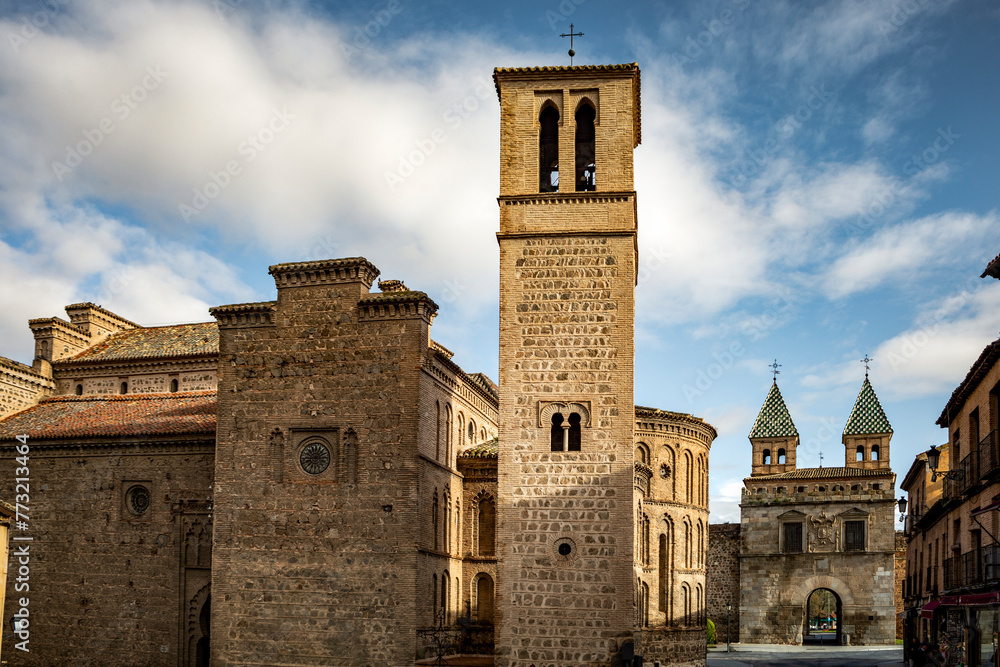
943, 546, 1000, 591
979, 430, 999, 480
958, 452, 978, 495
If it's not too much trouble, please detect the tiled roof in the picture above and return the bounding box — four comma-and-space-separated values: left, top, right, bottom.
982, 251, 1000, 279
937, 339, 1000, 426
467, 372, 499, 400
459, 438, 498, 459
63, 322, 218, 363
749, 382, 798, 438
750, 466, 894, 481
0, 392, 216, 440
843, 376, 893, 435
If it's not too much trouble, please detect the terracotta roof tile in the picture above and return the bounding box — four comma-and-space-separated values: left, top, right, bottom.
749, 466, 894, 481
937, 339, 1000, 426
0, 392, 216, 440
982, 251, 1000, 279
63, 322, 218, 363
459, 438, 498, 459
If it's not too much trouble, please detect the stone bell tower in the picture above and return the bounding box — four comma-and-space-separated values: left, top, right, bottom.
493, 63, 641, 666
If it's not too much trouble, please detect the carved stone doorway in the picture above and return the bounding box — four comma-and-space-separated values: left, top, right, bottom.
804, 588, 841, 645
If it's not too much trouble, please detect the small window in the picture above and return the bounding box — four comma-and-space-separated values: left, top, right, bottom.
777, 448, 786, 464
844, 520, 865, 551
776, 487, 785, 494
574, 101, 596, 191
871, 444, 880, 461
762, 449, 771, 465
856, 445, 864, 461
170, 379, 179, 393
851, 484, 859, 491
567, 413, 581, 451
75, 384, 83, 396
797, 486, 806, 493
871, 483, 880, 490
783, 522, 803, 553
468, 421, 475, 444
550, 413, 565, 451
120, 381, 128, 395
125, 485, 151, 517
817, 486, 826, 492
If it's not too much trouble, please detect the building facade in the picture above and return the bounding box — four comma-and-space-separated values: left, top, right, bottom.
901, 251, 1000, 667
0, 62, 717, 667
738, 378, 897, 645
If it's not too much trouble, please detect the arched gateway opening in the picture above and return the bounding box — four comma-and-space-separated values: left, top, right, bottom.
804, 588, 841, 644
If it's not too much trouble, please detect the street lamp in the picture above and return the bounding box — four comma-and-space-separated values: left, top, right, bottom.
897, 496, 908, 523
926, 445, 963, 482
727, 601, 732, 653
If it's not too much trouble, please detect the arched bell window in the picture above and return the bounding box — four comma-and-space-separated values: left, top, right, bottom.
762, 448, 771, 465
539, 104, 560, 192
575, 101, 596, 191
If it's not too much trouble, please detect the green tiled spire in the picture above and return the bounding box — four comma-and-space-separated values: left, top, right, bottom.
844, 376, 893, 435
749, 382, 798, 438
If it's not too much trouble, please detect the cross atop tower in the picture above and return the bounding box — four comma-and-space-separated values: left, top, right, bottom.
860, 354, 872, 377
769, 359, 781, 383
560, 23, 583, 65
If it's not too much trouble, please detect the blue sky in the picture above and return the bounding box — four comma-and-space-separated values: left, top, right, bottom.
0, 0, 998, 523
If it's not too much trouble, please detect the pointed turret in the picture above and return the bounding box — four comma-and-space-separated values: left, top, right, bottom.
749, 381, 799, 475
843, 376, 892, 469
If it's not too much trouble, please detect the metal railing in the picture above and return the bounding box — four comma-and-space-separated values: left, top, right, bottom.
958, 452, 977, 494
942, 546, 1000, 590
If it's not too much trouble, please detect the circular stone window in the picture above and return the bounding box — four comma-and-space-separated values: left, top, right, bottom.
554, 537, 578, 564
299, 441, 331, 475
126, 485, 151, 517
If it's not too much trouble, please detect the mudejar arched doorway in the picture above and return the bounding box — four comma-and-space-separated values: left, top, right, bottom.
804, 588, 841, 644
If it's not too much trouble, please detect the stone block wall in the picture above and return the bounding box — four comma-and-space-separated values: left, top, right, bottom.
0, 437, 214, 665
707, 523, 740, 643
210, 259, 435, 666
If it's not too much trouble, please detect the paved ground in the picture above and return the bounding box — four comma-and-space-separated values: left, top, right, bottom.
707, 643, 904, 667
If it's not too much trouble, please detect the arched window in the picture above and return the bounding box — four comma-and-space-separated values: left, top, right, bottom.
635, 443, 649, 465
476, 574, 494, 624
872, 444, 880, 461
665, 446, 676, 500
682, 584, 691, 625
432, 491, 439, 550
75, 384, 83, 396
640, 581, 650, 627
684, 451, 693, 502
658, 532, 669, 622
539, 104, 560, 192
442, 569, 450, 624
445, 405, 453, 463
696, 584, 703, 623
550, 412, 565, 451
170, 378, 179, 393
444, 489, 452, 554
568, 412, 581, 451
468, 420, 475, 444
777, 448, 786, 464
684, 521, 692, 568
696, 521, 703, 567
458, 412, 465, 448
478, 496, 496, 556
856, 445, 864, 461
642, 514, 650, 566
575, 101, 596, 191
432, 574, 438, 622
762, 448, 771, 465
435, 401, 441, 461
120, 381, 128, 395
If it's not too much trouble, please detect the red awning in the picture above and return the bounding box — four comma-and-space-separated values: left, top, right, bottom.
958, 592, 1000, 606
971, 500, 1000, 516
921, 601, 943, 619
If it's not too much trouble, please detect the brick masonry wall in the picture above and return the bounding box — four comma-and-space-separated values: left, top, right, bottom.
495, 67, 640, 667
707, 523, 740, 644
640, 628, 707, 667
211, 265, 432, 667
894, 530, 905, 640
0, 438, 214, 665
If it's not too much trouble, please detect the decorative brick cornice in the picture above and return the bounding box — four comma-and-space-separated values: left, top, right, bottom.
358, 292, 438, 322
0, 356, 51, 387
209, 301, 277, 328
498, 191, 635, 206
64, 302, 139, 330
269, 257, 380, 289
635, 405, 718, 443
28, 317, 91, 343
